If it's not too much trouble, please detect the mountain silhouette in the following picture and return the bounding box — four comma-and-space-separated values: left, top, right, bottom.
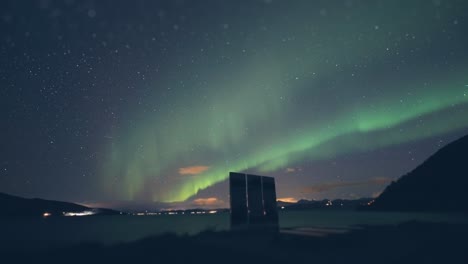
0, 192, 119, 217
368, 134, 468, 212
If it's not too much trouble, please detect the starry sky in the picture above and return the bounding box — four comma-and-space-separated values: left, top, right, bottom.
1, 0, 468, 210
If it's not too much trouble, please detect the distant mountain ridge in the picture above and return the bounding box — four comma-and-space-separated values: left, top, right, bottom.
0, 192, 119, 217
278, 198, 372, 210
368, 134, 468, 212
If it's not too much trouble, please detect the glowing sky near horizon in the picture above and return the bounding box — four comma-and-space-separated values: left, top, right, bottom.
1, 0, 468, 208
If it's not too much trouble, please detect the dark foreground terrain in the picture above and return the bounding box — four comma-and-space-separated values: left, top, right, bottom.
2, 221, 467, 264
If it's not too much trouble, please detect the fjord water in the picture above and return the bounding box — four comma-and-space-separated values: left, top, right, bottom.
1, 211, 467, 247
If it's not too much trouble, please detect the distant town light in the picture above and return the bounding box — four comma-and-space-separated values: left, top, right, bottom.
62, 210, 96, 217
43, 212, 51, 217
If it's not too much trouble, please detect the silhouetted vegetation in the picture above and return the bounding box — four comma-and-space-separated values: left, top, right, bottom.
1, 221, 467, 264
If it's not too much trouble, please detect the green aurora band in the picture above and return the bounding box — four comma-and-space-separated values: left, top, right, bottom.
101, 71, 468, 202
100, 2, 468, 202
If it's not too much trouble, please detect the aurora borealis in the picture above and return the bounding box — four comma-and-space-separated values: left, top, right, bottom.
1, 1, 468, 209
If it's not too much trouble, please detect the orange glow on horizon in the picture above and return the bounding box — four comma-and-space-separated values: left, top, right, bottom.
277, 197, 298, 203
192, 197, 222, 206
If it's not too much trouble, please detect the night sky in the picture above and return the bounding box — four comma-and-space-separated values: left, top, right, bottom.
1, 0, 468, 210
